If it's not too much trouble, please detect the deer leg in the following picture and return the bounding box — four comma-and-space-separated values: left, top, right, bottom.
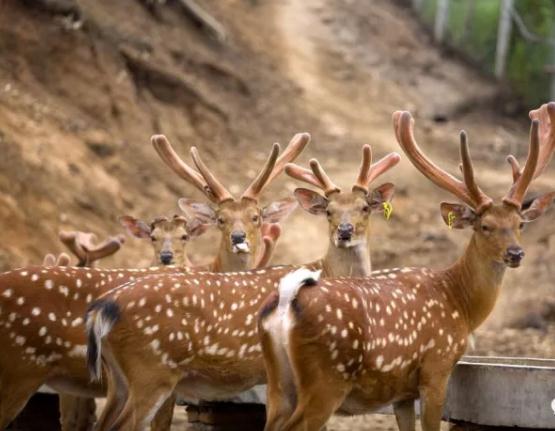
109, 364, 177, 431
281, 388, 346, 431
262, 332, 297, 431
59, 394, 96, 431
94, 351, 129, 431
394, 399, 416, 431
419, 375, 448, 431
0, 372, 44, 429
280, 355, 348, 431
150, 392, 176, 431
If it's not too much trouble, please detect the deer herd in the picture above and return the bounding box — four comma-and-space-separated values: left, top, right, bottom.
0, 103, 554, 431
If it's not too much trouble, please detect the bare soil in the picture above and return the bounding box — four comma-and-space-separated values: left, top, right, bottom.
1, 0, 554, 429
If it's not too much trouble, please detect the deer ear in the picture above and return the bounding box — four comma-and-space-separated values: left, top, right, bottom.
521, 191, 555, 222
186, 220, 211, 238
293, 188, 329, 215
178, 198, 217, 225
440, 202, 477, 229
262, 197, 298, 223
119, 216, 152, 238
367, 183, 395, 211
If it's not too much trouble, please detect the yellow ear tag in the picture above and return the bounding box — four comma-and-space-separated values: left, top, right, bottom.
383, 202, 393, 221
447, 211, 456, 229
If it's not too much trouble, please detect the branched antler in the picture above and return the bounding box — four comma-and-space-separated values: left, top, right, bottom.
59, 231, 125, 267
153, 133, 310, 203
393, 111, 493, 213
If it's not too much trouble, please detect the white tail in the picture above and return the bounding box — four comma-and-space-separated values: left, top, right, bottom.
86, 300, 121, 381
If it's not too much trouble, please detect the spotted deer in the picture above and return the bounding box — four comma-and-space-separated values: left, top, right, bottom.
152, 134, 308, 271
83, 145, 401, 430
119, 214, 205, 267
0, 133, 306, 430
119, 215, 281, 270
258, 104, 555, 431
28, 230, 125, 431
285, 145, 400, 276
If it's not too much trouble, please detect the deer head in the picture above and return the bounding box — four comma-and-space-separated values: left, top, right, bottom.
284, 146, 400, 276
393, 103, 555, 270
287, 146, 400, 248
119, 215, 207, 266
153, 133, 309, 271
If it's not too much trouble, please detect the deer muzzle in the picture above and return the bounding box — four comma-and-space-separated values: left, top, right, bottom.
159, 250, 174, 265
503, 246, 525, 267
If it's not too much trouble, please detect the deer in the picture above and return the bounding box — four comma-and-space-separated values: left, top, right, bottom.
152, 134, 308, 272
119, 214, 205, 267
0, 134, 307, 430
82, 144, 401, 430
32, 230, 125, 431
285, 145, 400, 276
257, 103, 555, 431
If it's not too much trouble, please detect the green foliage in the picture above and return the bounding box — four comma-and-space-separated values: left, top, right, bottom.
412, 0, 555, 108
506, 0, 555, 106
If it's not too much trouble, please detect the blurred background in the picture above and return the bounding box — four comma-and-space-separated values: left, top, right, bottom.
0, 0, 554, 375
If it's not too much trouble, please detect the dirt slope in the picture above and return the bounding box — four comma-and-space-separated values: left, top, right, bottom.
0, 0, 554, 356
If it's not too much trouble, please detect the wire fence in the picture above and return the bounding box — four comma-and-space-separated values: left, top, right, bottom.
409, 0, 555, 107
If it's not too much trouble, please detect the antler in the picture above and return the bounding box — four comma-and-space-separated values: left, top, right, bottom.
151, 135, 217, 201
241, 133, 311, 201
528, 101, 555, 179
393, 111, 493, 213
42, 252, 71, 267
190, 147, 234, 203
255, 224, 281, 268
502, 120, 540, 208
153, 135, 233, 203
85, 235, 126, 264
285, 159, 341, 196
352, 144, 401, 192
503, 101, 555, 208
59, 231, 125, 267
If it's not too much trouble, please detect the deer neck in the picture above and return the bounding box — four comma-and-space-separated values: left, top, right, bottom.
443, 235, 506, 331
212, 242, 254, 272
322, 237, 371, 277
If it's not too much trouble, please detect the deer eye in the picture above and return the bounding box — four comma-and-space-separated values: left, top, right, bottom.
519, 222, 525, 230
326, 210, 332, 217
217, 217, 225, 226
362, 205, 370, 213
251, 215, 259, 223
181, 234, 189, 241
150, 235, 157, 242
481, 224, 493, 233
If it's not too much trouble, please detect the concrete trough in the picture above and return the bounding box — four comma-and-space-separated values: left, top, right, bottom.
444, 356, 555, 428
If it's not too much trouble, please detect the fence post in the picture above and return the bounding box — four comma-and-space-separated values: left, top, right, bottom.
495, 0, 514, 79
434, 0, 450, 43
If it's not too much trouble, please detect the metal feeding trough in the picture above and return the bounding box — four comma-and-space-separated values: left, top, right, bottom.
444, 356, 555, 429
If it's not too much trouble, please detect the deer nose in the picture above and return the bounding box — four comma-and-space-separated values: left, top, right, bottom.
231, 231, 247, 245
505, 246, 525, 264
160, 251, 174, 265
337, 223, 354, 240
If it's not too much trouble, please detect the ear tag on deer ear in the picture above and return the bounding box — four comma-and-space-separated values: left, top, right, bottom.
447, 211, 456, 229
383, 202, 393, 221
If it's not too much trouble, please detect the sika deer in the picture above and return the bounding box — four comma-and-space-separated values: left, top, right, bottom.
258, 104, 555, 431
286, 145, 399, 276
119, 215, 206, 267
23, 230, 125, 431
0, 128, 308, 429
84, 145, 400, 430
0, 228, 197, 428
153, 134, 308, 271
56, 231, 124, 431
